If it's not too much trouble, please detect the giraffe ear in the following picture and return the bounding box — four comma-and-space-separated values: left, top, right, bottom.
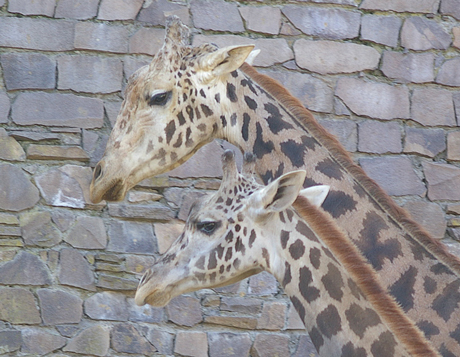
251, 170, 306, 214
198, 45, 255, 77
299, 185, 330, 208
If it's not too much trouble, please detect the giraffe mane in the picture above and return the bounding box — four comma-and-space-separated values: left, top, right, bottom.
240, 62, 460, 277
292, 195, 440, 357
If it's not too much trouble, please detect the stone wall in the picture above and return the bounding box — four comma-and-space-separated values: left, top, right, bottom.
0, 0, 459, 356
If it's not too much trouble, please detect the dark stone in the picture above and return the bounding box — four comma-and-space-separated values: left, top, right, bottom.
84, 292, 129, 321
21, 328, 66, 355
0, 164, 39, 211
107, 220, 156, 254
58, 248, 96, 291
111, 323, 156, 354
0, 330, 21, 353
63, 325, 110, 356
38, 288, 83, 325
20, 211, 61, 247
208, 332, 252, 357
108, 203, 174, 221
166, 296, 203, 327
0, 251, 51, 285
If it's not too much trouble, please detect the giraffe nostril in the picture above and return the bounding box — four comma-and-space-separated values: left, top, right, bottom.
93, 163, 103, 181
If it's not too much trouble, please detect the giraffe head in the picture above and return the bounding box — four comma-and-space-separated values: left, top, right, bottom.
90, 16, 254, 203
135, 150, 329, 306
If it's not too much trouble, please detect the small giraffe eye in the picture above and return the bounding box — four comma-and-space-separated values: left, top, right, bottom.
148, 91, 172, 106
197, 221, 220, 235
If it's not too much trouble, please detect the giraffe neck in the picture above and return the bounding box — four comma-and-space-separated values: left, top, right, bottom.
212, 64, 460, 353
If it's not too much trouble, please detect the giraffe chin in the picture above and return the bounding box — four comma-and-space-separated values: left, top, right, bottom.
135, 288, 171, 307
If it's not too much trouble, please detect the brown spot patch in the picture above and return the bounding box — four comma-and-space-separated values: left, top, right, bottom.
345, 303, 381, 339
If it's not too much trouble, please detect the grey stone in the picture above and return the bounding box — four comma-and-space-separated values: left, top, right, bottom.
1, 53, 55, 90
138, 0, 191, 26
129, 28, 165, 55
84, 292, 129, 321
282, 5, 360, 40
8, 0, 55, 17
55, 324, 80, 337
436, 57, 460, 87
360, 15, 402, 47
411, 88, 456, 127
191, 0, 244, 32
247, 38, 293, 67
98, 0, 143, 20
9, 130, 60, 142
448, 131, 460, 161
423, 161, 460, 201
64, 325, 110, 356
0, 330, 21, 353
404, 127, 446, 158
293, 334, 318, 357
58, 248, 96, 291
381, 51, 435, 83
251, 333, 290, 357
166, 295, 203, 327
0, 287, 41, 324
248, 271, 278, 295
403, 201, 446, 239
128, 298, 164, 323
96, 274, 138, 291
257, 301, 286, 330
286, 305, 305, 330
221, 297, 262, 314
55, 0, 99, 19
441, 0, 460, 20
0, 164, 39, 211
20, 211, 61, 247
208, 332, 252, 357
107, 220, 156, 254
360, 0, 440, 13
0, 128, 25, 161
178, 191, 206, 221
401, 17, 451, 50
38, 288, 83, 325
108, 203, 174, 221
175, 331, 208, 357
21, 328, 66, 355
145, 328, 174, 355
65, 216, 107, 249
0, 92, 9, 124
74, 22, 129, 53
0, 251, 51, 285
12, 92, 104, 128
111, 323, 156, 354
239, 6, 281, 35
58, 55, 123, 94
123, 58, 150, 82
318, 119, 357, 152
360, 157, 426, 196
294, 40, 380, 75
125, 254, 156, 274
358, 120, 402, 154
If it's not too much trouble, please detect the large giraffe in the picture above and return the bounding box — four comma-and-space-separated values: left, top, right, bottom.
91, 17, 460, 354
135, 150, 439, 357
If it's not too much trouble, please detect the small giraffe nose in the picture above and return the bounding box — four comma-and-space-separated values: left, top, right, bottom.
93, 162, 103, 182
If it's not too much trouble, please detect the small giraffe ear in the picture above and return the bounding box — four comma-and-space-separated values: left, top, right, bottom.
198, 45, 255, 77
299, 185, 330, 208
251, 170, 306, 214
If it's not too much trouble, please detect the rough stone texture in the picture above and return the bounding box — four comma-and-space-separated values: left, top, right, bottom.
58, 248, 96, 291
175, 331, 208, 357
360, 157, 426, 196
27, 144, 89, 161
0, 92, 9, 124
381, 51, 435, 83
166, 295, 203, 327
21, 328, 66, 355
74, 22, 129, 53
65, 216, 107, 249
0, 288, 41, 324
191, 0, 244, 32
282, 5, 360, 40
138, 0, 191, 26
205, 315, 258, 329
1, 52, 55, 90
8, 0, 55, 17
97, 274, 138, 291
128, 298, 164, 323
107, 220, 156, 254
112, 323, 156, 354
319, 119, 357, 152
404, 201, 447, 239
0, 128, 25, 161
98, 0, 143, 20
360, 15, 402, 47
360, 0, 440, 13
0, 251, 51, 285
404, 127, 446, 158
208, 332, 252, 357
448, 131, 460, 161
145, 328, 174, 355
336, 78, 410, 120
293, 334, 319, 357
221, 297, 262, 314
63, 325, 110, 356
20, 211, 61, 247
436, 57, 460, 87
38, 288, 83, 325
358, 120, 402, 154
0, 164, 39, 212
401, 17, 451, 50
251, 334, 290, 357
55, 0, 99, 19
248, 271, 278, 295
411, 88, 456, 127
0, 330, 21, 353
108, 203, 174, 221
257, 302, 286, 330
129, 28, 165, 56
84, 292, 129, 321
423, 162, 460, 201
294, 40, 380, 75
440, 0, 460, 20
239, 6, 281, 35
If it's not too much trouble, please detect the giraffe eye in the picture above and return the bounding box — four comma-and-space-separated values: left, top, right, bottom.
197, 221, 220, 235
148, 91, 172, 106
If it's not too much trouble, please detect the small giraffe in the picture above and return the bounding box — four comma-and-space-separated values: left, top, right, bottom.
135, 150, 438, 357
91, 17, 460, 354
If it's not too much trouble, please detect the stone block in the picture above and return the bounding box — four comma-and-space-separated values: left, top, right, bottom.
220, 296, 262, 314
358, 120, 402, 154
0, 225, 20, 237
257, 301, 286, 330
125, 255, 156, 274
1, 53, 55, 90
448, 131, 460, 161
0, 164, 39, 211
286, 305, 305, 330
208, 332, 252, 357
12, 92, 104, 128
293, 334, 318, 357
0, 330, 21, 353
282, 5, 360, 40
96, 274, 138, 290
155, 220, 184, 254
64, 325, 110, 356
360, 15, 402, 47
261, 69, 333, 113
74, 22, 129, 53
65, 216, 107, 249
0, 251, 51, 285
58, 55, 123, 94
8, 0, 55, 16
138, 0, 191, 26
381, 51, 434, 83
239, 6, 281, 34
58, 248, 96, 291
423, 161, 460, 201
404, 127, 445, 158
359, 156, 426, 196
248, 271, 278, 295
0, 92, 9, 124
280, 21, 302, 36
0, 288, 41, 324
403, 201, 446, 239
20, 211, 61, 247
205, 315, 258, 329
129, 28, 165, 56
436, 57, 460, 87
454, 27, 460, 49
38, 288, 83, 325
128, 297, 164, 323
109, 202, 174, 221
27, 144, 89, 161
251, 333, 290, 357
360, 0, 440, 13
175, 331, 208, 357
0, 128, 25, 161
411, 88, 456, 127
336, 78, 410, 120
145, 328, 174, 355
21, 328, 66, 355
318, 119, 357, 152
112, 323, 156, 354
441, 0, 460, 20
55, 0, 99, 19
294, 40, 380, 75
107, 220, 156, 254
166, 295, 203, 327
191, 0, 244, 32
9, 130, 60, 142
84, 292, 129, 321
98, 0, 143, 20
0, 17, 74, 51
401, 17, 451, 50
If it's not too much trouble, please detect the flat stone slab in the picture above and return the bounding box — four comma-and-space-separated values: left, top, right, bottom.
0, 163, 39, 211
38, 288, 83, 325
63, 325, 110, 356
0, 251, 51, 285
0, 287, 41, 324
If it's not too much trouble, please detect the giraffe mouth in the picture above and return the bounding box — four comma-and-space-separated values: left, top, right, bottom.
135, 287, 171, 307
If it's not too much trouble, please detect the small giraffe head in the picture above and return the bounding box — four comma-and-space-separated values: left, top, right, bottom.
135, 150, 329, 306
90, 16, 254, 203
